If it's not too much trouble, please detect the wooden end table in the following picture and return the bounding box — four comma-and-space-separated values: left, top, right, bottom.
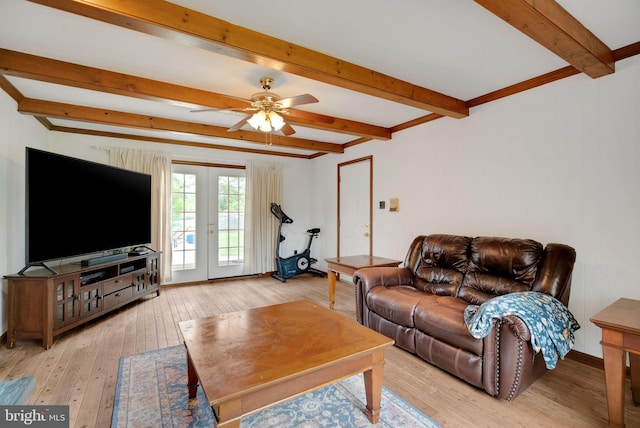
590, 298, 640, 428
324, 255, 402, 309
178, 300, 394, 427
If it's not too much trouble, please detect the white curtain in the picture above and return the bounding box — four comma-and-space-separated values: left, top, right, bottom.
108, 147, 173, 283
245, 161, 283, 274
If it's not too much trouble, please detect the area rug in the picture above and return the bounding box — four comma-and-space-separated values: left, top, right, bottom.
112, 345, 440, 428
0, 376, 35, 405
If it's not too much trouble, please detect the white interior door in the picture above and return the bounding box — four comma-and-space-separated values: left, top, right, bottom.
338, 157, 372, 256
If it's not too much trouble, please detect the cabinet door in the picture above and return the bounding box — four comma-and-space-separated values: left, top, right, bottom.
132, 270, 148, 296
80, 283, 102, 318
147, 255, 160, 287
54, 275, 79, 328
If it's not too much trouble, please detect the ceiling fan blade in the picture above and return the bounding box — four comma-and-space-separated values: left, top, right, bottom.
191, 107, 255, 113
190, 96, 254, 113
227, 115, 252, 132
280, 123, 296, 136
277, 94, 318, 108
286, 109, 336, 124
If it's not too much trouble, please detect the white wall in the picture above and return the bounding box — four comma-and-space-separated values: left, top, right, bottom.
311, 56, 640, 358
0, 90, 49, 334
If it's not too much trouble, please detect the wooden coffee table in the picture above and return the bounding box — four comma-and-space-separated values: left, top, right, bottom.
324, 255, 402, 309
178, 300, 394, 427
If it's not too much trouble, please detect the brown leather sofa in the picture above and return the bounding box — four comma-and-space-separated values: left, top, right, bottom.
353, 234, 576, 400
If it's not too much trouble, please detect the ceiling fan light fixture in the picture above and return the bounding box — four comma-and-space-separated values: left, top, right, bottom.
247, 110, 267, 130
258, 121, 272, 133
202, 77, 317, 136
268, 111, 285, 131
247, 109, 285, 133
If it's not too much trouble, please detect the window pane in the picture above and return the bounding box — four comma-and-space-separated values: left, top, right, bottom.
185, 175, 196, 192
218, 177, 228, 193
171, 193, 183, 212
218, 194, 228, 212
184, 194, 196, 213
184, 250, 196, 268
229, 212, 238, 229
172, 174, 184, 192
218, 230, 229, 247
229, 194, 239, 211
172, 231, 184, 250
185, 213, 196, 231
229, 177, 239, 193
218, 213, 229, 230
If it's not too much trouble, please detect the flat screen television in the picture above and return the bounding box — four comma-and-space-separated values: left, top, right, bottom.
23, 147, 152, 273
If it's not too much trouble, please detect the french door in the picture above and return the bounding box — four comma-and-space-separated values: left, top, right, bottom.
170, 164, 246, 283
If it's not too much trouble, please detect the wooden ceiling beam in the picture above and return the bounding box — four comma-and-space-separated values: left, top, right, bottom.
50, 125, 313, 159
17, 98, 344, 153
0, 75, 23, 103
475, 0, 614, 78
26, 0, 469, 118
0, 48, 390, 140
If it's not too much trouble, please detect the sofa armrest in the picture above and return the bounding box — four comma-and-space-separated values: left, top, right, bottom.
532, 243, 576, 306
482, 315, 546, 401
353, 267, 414, 325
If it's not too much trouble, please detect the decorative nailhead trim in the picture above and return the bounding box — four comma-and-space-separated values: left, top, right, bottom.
495, 319, 525, 401
355, 284, 362, 323
495, 320, 501, 394
506, 332, 524, 401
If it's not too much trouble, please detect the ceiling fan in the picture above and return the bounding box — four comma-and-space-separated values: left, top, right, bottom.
192, 77, 331, 136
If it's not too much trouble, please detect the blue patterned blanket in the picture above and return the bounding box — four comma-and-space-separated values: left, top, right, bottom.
463, 291, 580, 369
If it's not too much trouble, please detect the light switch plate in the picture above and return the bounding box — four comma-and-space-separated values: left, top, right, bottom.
389, 198, 399, 212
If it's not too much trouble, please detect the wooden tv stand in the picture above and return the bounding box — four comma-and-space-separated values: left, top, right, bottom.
5, 252, 161, 350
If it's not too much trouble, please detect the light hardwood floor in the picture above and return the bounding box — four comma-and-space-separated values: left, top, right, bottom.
1, 275, 639, 427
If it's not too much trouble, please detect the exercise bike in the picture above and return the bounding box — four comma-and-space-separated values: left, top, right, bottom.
270, 203, 326, 282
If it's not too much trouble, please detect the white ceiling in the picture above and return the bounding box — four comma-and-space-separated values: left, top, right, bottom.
1, 0, 639, 157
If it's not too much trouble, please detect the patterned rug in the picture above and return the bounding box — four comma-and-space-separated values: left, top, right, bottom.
0, 376, 35, 405
112, 345, 440, 428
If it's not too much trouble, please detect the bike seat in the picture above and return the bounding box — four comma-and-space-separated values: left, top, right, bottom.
307, 228, 320, 234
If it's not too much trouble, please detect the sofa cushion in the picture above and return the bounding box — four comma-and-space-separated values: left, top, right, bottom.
414, 234, 472, 296
367, 312, 416, 352
414, 295, 483, 356
366, 286, 425, 327
415, 331, 484, 389
458, 237, 543, 304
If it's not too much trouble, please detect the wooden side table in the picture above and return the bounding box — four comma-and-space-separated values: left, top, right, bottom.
324, 255, 402, 309
590, 298, 640, 428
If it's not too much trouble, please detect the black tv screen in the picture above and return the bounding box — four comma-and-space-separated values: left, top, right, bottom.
25, 147, 152, 264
